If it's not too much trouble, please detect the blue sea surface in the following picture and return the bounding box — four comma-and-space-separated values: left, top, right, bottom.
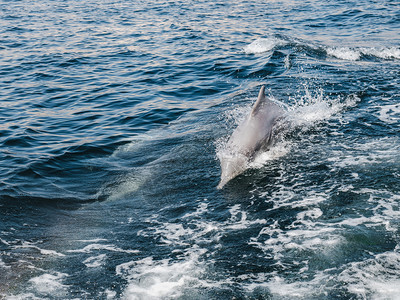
1, 0, 400, 299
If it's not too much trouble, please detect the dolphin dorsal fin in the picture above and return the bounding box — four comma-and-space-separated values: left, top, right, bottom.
251, 86, 266, 116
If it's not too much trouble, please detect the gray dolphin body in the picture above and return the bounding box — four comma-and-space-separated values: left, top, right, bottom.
217, 86, 285, 189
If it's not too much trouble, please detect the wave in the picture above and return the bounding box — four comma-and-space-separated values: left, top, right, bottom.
326, 46, 400, 61
244, 37, 400, 61
243, 37, 287, 54
325, 46, 362, 61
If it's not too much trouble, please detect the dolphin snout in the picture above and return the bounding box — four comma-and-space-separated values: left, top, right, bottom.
217, 154, 247, 189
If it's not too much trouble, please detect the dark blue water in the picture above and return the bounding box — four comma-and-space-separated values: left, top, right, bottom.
1, 0, 399, 299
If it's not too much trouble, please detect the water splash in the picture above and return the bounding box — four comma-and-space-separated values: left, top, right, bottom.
243, 37, 287, 54
326, 46, 400, 61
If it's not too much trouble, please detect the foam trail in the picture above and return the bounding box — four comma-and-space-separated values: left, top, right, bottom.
67, 243, 139, 254
28, 273, 69, 294
338, 249, 400, 299
83, 254, 107, 268
117, 252, 205, 300
15, 242, 65, 257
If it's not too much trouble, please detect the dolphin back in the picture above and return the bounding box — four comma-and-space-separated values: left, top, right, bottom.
217, 85, 285, 189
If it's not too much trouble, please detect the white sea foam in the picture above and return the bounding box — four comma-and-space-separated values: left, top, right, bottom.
181, 202, 209, 219
68, 243, 139, 254
119, 178, 400, 299
326, 46, 400, 61
376, 103, 400, 124
104, 289, 117, 299
338, 249, 400, 299
327, 136, 400, 169
244, 272, 330, 299
249, 140, 291, 168
226, 204, 267, 230
5, 293, 42, 300
361, 46, 400, 59
0, 257, 10, 269
0, 238, 10, 245
121, 201, 273, 299
29, 272, 68, 294
154, 223, 193, 246
75, 238, 108, 243
83, 254, 107, 268
118, 251, 205, 300
243, 37, 287, 54
251, 211, 341, 262
246, 181, 400, 298
15, 242, 65, 257
326, 47, 361, 61
284, 53, 291, 70
138, 201, 266, 248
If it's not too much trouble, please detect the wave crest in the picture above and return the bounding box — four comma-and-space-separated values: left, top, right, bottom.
243, 38, 287, 54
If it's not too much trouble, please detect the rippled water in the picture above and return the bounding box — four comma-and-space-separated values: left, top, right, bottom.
1, 0, 399, 299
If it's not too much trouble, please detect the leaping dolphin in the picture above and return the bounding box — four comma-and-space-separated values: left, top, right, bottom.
217, 86, 285, 189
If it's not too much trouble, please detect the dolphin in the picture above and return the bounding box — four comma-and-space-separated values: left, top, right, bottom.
217, 86, 285, 189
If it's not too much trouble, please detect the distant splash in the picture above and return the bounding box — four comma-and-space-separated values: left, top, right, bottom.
326, 46, 400, 61
244, 37, 400, 61
243, 37, 287, 54
326, 46, 362, 61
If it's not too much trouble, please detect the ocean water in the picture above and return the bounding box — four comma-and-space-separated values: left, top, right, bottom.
1, 0, 399, 299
